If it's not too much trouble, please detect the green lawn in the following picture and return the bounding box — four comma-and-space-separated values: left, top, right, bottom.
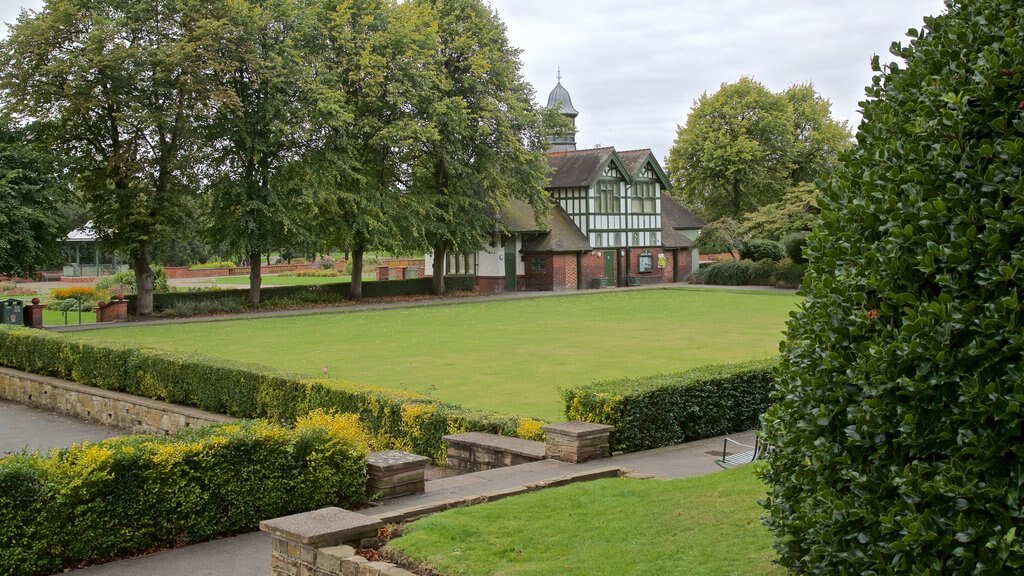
388, 466, 784, 576
69, 289, 798, 420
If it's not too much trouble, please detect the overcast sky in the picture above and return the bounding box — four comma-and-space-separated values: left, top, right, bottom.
4, 0, 947, 161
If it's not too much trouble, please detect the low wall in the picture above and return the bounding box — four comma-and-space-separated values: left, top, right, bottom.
0, 367, 235, 435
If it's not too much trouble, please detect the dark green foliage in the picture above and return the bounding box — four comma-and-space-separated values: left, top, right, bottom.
563, 360, 776, 452
688, 259, 804, 288
0, 420, 367, 576
739, 239, 785, 262
762, 2, 1024, 573
124, 275, 476, 315
782, 232, 809, 264
0, 319, 533, 464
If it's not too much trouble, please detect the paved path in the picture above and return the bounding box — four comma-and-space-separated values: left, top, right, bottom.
0, 399, 121, 456
66, 431, 756, 575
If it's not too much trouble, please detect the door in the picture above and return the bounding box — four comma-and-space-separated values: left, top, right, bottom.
504, 238, 517, 291
603, 250, 616, 283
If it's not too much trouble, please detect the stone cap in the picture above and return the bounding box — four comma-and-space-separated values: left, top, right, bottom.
367, 450, 431, 472
541, 421, 614, 439
259, 507, 382, 546
443, 432, 546, 459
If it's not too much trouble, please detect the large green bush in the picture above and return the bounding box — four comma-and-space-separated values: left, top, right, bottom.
0, 416, 367, 576
563, 360, 776, 452
739, 239, 785, 262
762, 2, 1024, 573
0, 325, 538, 463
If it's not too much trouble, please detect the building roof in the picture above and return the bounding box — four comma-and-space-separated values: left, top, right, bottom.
617, 149, 651, 177
66, 221, 97, 242
660, 192, 705, 230
545, 147, 616, 188
546, 82, 579, 117
497, 199, 548, 233
521, 204, 592, 253
661, 221, 693, 249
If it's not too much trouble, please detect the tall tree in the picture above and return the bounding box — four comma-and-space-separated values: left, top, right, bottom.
783, 82, 851, 185
0, 0, 218, 315
303, 0, 436, 301
204, 0, 314, 307
666, 77, 794, 222
0, 118, 71, 277
410, 0, 550, 295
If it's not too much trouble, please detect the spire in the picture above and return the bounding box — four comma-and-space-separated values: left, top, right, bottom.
545, 69, 578, 152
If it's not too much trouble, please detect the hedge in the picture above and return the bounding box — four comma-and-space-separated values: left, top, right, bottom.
563, 359, 777, 453
0, 325, 543, 464
688, 259, 804, 288
127, 275, 478, 315
0, 414, 367, 576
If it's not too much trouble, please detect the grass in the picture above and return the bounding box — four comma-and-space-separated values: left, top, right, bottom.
69, 289, 798, 420
388, 466, 784, 576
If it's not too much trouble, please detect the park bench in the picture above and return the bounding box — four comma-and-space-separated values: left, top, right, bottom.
715, 436, 764, 469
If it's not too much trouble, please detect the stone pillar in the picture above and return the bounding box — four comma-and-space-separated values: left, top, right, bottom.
541, 421, 614, 463
367, 450, 430, 499
260, 507, 399, 576
23, 298, 44, 328
107, 298, 128, 321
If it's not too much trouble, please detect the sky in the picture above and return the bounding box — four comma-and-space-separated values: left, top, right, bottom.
3, 0, 948, 161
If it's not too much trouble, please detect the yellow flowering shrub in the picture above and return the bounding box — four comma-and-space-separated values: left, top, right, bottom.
516, 418, 546, 442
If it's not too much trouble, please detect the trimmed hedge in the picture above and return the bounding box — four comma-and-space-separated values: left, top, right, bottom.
128, 275, 477, 315
0, 325, 541, 464
563, 359, 777, 453
0, 415, 368, 576
688, 259, 804, 288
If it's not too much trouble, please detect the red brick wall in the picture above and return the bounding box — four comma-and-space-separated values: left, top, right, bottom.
524, 254, 554, 291
676, 249, 694, 282
581, 252, 605, 288
620, 247, 666, 286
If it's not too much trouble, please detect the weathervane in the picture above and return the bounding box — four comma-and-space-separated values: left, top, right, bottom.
557, 67, 562, 83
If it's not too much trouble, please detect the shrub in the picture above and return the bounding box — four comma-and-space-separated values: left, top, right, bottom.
739, 239, 784, 262
762, 2, 1024, 573
0, 418, 367, 576
701, 260, 753, 285
563, 359, 777, 452
49, 286, 97, 302
187, 261, 236, 270
772, 259, 805, 289
0, 324, 535, 464
782, 232, 809, 264
315, 255, 337, 270
93, 267, 170, 295
280, 269, 341, 278
124, 275, 477, 316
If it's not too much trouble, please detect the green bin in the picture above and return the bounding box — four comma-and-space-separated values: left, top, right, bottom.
1, 298, 24, 325
626, 276, 641, 287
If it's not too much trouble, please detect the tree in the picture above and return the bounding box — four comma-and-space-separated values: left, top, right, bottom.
303, 0, 436, 301
692, 217, 741, 254
204, 0, 314, 307
0, 0, 219, 315
783, 83, 852, 186
409, 0, 550, 295
762, 1, 1024, 573
666, 77, 794, 221
0, 118, 70, 277
735, 182, 820, 240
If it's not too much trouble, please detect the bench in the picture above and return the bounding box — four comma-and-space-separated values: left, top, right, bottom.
715, 436, 763, 469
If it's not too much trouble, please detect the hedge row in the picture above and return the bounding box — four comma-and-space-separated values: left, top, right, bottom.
562, 359, 777, 453
0, 325, 542, 463
688, 259, 805, 288
0, 414, 368, 576
128, 275, 477, 315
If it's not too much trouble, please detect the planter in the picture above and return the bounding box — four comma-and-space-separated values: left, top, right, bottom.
626, 276, 641, 287
591, 277, 609, 289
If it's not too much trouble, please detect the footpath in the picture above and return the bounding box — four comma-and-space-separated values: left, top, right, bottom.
67, 431, 755, 576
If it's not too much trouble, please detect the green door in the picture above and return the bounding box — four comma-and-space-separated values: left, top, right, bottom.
603, 250, 616, 283
505, 240, 517, 291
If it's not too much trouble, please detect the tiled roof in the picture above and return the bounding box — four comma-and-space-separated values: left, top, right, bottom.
661, 221, 692, 249
545, 147, 615, 188
660, 192, 705, 230
497, 199, 547, 233
521, 204, 591, 253
616, 149, 653, 178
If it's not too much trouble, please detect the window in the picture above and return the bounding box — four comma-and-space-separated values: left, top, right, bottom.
596, 181, 617, 213
631, 182, 657, 214
530, 256, 547, 272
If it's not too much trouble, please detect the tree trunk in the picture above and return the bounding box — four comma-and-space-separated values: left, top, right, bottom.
133, 246, 155, 317
249, 249, 262, 308
349, 247, 364, 301
432, 243, 446, 295
731, 179, 743, 219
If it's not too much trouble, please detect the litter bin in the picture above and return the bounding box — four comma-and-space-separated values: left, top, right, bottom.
1, 298, 24, 325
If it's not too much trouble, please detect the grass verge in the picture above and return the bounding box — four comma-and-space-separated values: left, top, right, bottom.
387, 466, 783, 576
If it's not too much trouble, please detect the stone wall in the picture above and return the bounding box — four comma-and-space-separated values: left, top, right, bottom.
444, 431, 546, 472
0, 367, 235, 435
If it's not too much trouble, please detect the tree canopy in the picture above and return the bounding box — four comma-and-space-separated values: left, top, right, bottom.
0, 119, 70, 277
762, 1, 1024, 572
666, 77, 850, 222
